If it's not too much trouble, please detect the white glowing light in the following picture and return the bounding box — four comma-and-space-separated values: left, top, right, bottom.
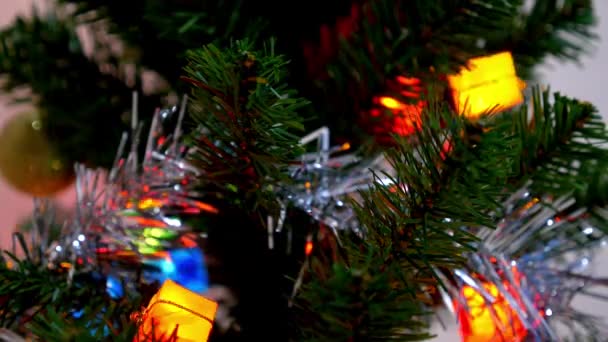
583, 227, 594, 235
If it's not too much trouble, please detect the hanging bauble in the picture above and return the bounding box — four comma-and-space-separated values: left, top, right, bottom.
447, 52, 526, 119
0, 110, 73, 196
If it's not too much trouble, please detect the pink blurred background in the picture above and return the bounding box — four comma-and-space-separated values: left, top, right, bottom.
0, 1, 607, 340
0, 0, 77, 250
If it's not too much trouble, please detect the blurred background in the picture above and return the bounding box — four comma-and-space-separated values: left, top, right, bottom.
0, 0, 75, 251
0, 0, 607, 340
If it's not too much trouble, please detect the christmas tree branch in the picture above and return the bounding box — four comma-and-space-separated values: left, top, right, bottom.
26, 304, 137, 342
325, 0, 517, 101
497, 0, 597, 76
57, 0, 263, 87
509, 88, 608, 198
315, 0, 596, 130
293, 250, 433, 341
362, 104, 518, 274
293, 86, 608, 340
491, 87, 608, 255
0, 253, 141, 341
184, 40, 309, 210
292, 103, 519, 340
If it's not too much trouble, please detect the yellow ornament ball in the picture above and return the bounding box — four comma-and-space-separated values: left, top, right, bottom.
0, 111, 74, 196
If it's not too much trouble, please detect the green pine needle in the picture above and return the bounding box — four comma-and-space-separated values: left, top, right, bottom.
184, 39, 310, 210
0, 257, 141, 341
508, 88, 608, 197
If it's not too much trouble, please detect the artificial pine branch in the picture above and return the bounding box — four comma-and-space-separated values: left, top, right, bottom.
26, 303, 137, 342
57, 0, 262, 88
324, 0, 517, 100
0, 2, 602, 341
295, 86, 608, 340
293, 252, 433, 341
184, 40, 309, 211
492, 87, 608, 255
292, 104, 519, 340
496, 0, 597, 77
0, 256, 142, 341
358, 103, 518, 276
338, 0, 595, 83
0, 257, 63, 328
313, 0, 596, 135
0, 234, 142, 341
508, 88, 608, 197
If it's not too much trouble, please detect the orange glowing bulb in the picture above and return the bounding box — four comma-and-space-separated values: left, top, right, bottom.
138, 198, 163, 210
136, 280, 217, 342
447, 51, 525, 119
456, 279, 528, 342
396, 76, 421, 86
305, 241, 314, 256
400, 90, 420, 98
379, 96, 406, 110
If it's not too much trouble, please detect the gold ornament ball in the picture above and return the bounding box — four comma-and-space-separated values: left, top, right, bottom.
0, 111, 74, 196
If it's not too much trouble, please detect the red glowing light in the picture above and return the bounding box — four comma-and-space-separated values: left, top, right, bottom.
130, 217, 167, 227
396, 76, 421, 86
179, 234, 199, 248
368, 76, 426, 138
96, 247, 110, 254
183, 208, 201, 215
195, 201, 220, 214
375, 95, 424, 137
305, 241, 314, 256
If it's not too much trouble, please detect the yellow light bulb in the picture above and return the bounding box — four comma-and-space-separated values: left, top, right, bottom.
447, 52, 525, 119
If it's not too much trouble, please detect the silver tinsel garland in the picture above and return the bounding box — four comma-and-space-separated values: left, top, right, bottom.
439, 187, 608, 340
276, 126, 393, 243
16, 94, 212, 285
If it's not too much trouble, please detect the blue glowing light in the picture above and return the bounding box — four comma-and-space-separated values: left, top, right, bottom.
143, 247, 209, 293
105, 274, 124, 299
